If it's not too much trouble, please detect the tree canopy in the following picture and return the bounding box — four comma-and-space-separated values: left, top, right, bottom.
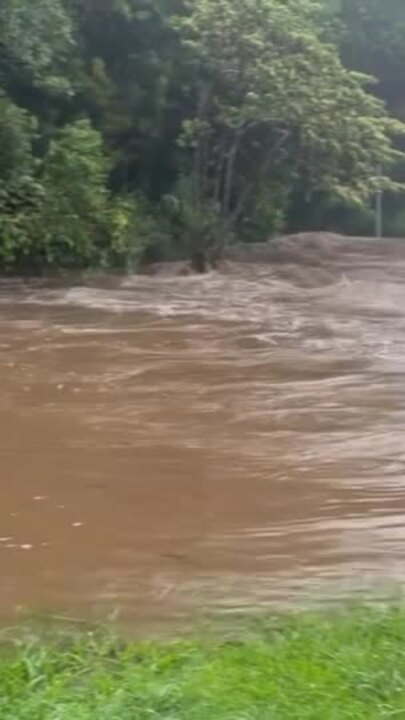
0, 0, 404, 271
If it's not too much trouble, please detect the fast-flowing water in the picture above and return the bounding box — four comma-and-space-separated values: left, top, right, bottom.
1, 234, 405, 624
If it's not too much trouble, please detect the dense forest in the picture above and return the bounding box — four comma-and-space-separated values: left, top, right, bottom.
1, 0, 405, 271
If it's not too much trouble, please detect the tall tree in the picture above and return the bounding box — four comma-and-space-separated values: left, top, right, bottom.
73, 0, 182, 196
173, 0, 404, 256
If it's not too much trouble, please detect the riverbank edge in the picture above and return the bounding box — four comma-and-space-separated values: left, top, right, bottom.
0, 232, 355, 279
2, 605, 405, 718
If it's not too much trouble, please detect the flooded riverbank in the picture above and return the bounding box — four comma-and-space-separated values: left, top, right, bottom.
1, 235, 405, 623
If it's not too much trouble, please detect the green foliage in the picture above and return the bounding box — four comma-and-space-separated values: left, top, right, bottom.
163, 174, 223, 256
109, 193, 165, 269
241, 182, 290, 242
0, 177, 44, 267
173, 0, 404, 255
0, 117, 124, 270
0, 92, 35, 182
38, 119, 109, 267
74, 0, 178, 197
0, 0, 74, 92
2, 608, 405, 718
0, 93, 42, 266
1, 0, 405, 270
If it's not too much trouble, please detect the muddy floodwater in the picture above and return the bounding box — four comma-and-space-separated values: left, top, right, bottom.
2, 235, 405, 624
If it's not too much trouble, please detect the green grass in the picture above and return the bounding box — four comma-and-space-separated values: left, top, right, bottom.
1, 607, 405, 719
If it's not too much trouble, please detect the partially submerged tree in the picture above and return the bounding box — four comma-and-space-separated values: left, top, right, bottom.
173, 0, 405, 260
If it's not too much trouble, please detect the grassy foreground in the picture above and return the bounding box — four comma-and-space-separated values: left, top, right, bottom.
1, 608, 405, 719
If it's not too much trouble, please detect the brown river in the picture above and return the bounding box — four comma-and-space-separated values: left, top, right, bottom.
2, 234, 405, 625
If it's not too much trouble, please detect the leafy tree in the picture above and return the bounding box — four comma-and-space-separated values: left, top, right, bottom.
73, 0, 181, 197
173, 0, 404, 258
0, 0, 74, 92
0, 92, 43, 267
0, 91, 35, 182
37, 119, 110, 267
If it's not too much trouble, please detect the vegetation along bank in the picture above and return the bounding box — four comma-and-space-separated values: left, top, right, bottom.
2, 607, 405, 718
1, 1, 405, 273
